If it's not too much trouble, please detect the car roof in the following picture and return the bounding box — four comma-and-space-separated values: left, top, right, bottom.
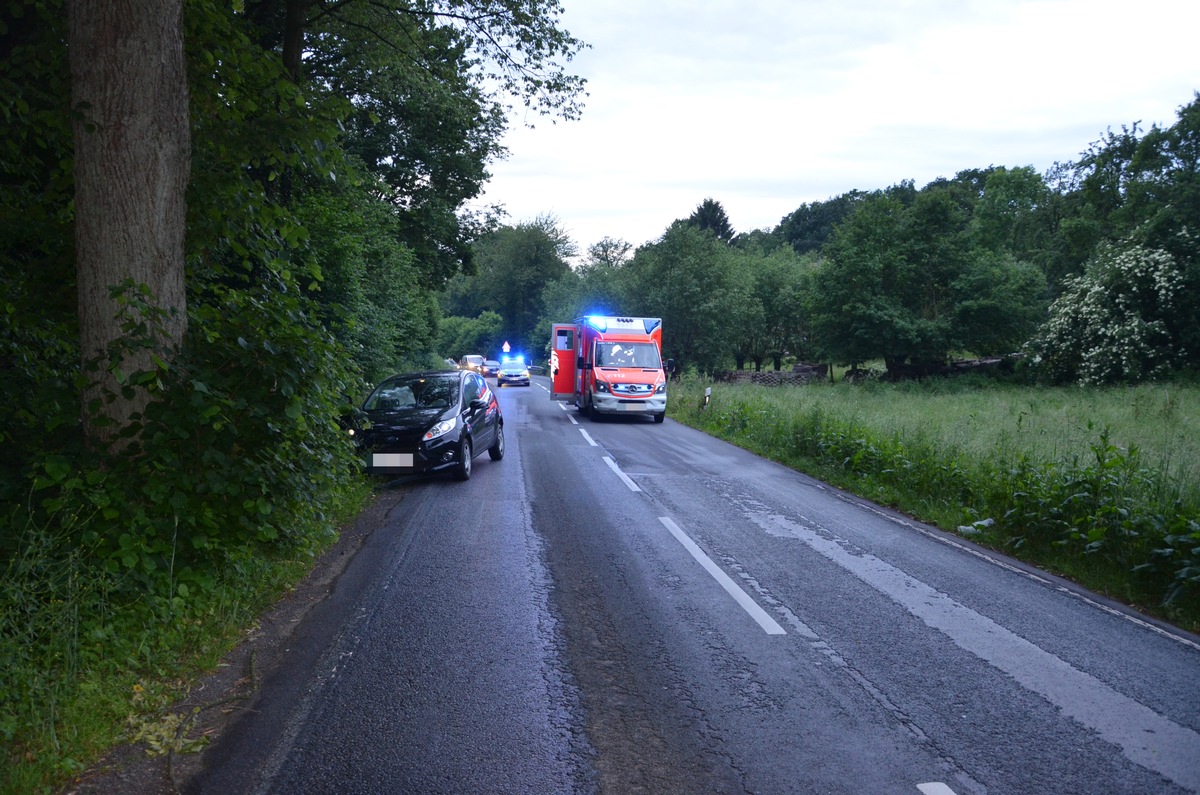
380, 369, 463, 383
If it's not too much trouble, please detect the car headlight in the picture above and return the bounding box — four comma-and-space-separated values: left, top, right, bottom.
655, 382, 666, 394
595, 380, 610, 393
423, 419, 456, 442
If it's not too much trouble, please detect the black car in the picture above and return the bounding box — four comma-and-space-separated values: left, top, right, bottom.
482, 359, 501, 378
352, 369, 503, 480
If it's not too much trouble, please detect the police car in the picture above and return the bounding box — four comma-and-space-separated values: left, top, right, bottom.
496, 355, 531, 387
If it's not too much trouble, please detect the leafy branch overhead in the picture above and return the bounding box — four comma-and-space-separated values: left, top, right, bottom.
274, 0, 589, 118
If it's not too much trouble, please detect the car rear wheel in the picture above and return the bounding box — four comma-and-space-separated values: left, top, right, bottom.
488, 423, 505, 460
454, 438, 472, 481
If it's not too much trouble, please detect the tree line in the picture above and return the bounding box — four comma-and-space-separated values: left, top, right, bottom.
447, 95, 1199, 384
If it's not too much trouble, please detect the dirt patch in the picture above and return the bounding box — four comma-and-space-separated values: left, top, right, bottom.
63, 489, 405, 795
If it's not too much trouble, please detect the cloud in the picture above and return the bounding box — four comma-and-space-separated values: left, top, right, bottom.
475, 0, 1200, 252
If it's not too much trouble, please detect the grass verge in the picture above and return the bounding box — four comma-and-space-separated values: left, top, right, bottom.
668, 375, 1200, 632
0, 478, 373, 795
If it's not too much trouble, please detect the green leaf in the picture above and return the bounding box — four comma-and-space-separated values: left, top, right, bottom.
43, 457, 71, 483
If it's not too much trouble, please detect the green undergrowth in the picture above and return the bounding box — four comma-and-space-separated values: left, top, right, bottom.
0, 477, 371, 795
668, 375, 1200, 632
0, 283, 378, 793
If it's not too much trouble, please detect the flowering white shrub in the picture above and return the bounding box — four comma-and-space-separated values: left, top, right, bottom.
1030, 240, 1186, 385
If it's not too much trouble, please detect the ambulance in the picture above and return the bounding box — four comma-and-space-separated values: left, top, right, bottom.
550, 316, 669, 422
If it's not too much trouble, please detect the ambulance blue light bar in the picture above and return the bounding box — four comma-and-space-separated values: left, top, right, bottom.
583, 316, 661, 334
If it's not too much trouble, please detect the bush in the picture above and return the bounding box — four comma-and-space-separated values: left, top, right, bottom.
0, 282, 370, 791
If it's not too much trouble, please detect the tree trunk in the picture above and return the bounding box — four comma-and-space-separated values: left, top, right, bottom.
69, 0, 190, 443
282, 0, 309, 82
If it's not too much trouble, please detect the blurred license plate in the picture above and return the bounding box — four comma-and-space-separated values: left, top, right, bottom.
372, 453, 413, 467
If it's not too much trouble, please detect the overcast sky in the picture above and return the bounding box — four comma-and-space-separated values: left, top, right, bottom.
472, 0, 1199, 255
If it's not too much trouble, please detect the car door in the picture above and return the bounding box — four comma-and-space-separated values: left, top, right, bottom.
462, 373, 494, 451
478, 374, 500, 448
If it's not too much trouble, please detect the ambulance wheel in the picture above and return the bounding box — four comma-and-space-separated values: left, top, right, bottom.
654, 412, 665, 423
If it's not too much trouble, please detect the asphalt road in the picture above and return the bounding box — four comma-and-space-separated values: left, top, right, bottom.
188, 377, 1200, 795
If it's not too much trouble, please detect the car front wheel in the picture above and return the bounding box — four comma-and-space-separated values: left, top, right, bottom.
454, 438, 472, 481
488, 423, 505, 460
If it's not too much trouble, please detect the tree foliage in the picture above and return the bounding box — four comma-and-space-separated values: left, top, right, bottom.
622, 222, 751, 372
436, 311, 504, 360
1030, 239, 1191, 385
441, 216, 574, 356
777, 190, 868, 254
1026, 93, 1200, 383
807, 186, 1046, 375
686, 197, 736, 244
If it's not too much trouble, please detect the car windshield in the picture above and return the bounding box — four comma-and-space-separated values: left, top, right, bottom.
594, 341, 661, 368
365, 376, 458, 411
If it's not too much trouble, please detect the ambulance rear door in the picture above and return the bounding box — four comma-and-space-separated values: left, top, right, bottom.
550, 323, 577, 401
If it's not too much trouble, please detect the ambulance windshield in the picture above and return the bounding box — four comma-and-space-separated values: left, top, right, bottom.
595, 341, 661, 369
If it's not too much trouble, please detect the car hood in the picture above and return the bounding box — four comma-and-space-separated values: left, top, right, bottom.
363, 406, 454, 431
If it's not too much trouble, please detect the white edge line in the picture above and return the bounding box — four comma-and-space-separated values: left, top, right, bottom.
842, 493, 1200, 653
579, 428, 598, 446
603, 456, 640, 491
659, 516, 785, 635
917, 784, 958, 795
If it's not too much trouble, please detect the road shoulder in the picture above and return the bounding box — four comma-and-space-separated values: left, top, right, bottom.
64, 488, 405, 795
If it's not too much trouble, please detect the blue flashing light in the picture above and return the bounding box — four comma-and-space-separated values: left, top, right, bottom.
584, 315, 608, 332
